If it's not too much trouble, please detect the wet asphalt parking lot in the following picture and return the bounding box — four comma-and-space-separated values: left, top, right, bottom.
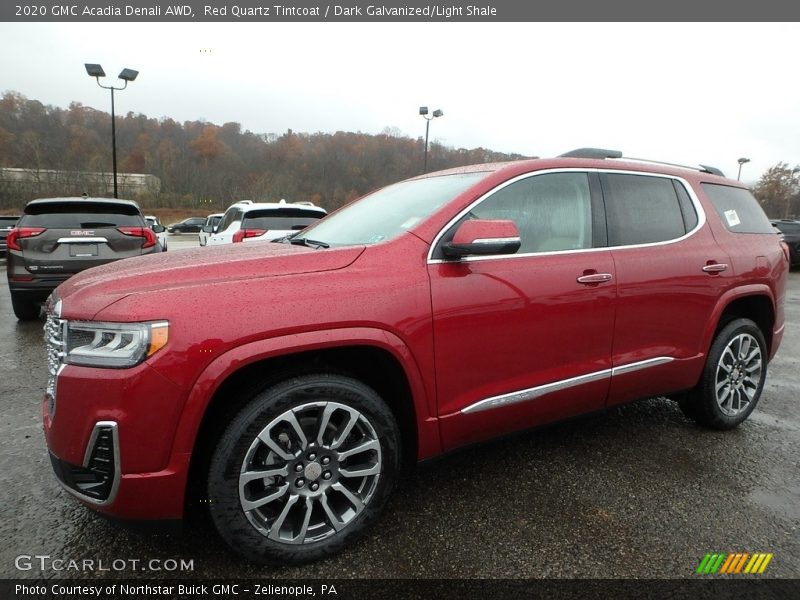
1, 234, 798, 580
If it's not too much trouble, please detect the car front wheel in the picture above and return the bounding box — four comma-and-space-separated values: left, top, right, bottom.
207, 373, 400, 564
678, 318, 767, 429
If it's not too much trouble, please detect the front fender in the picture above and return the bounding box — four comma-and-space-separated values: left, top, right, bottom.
169, 326, 440, 466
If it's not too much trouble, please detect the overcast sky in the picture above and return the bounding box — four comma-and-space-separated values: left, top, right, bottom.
1, 22, 798, 183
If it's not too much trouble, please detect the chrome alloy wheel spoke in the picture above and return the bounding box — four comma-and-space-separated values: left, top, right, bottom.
715, 333, 762, 417
239, 401, 382, 544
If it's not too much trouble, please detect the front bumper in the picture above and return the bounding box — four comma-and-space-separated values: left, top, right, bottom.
43, 360, 192, 520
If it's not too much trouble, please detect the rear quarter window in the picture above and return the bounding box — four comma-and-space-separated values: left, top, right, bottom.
702, 184, 774, 234
21, 202, 144, 228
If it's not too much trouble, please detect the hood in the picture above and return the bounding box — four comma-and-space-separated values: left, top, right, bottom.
56, 241, 365, 319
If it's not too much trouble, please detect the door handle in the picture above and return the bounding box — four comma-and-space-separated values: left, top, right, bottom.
702, 263, 728, 273
577, 273, 613, 284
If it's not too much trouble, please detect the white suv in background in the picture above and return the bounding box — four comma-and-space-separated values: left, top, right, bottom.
206, 200, 327, 246
198, 212, 225, 246
145, 215, 168, 251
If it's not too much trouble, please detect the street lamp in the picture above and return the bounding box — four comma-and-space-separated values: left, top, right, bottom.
419, 106, 443, 174
736, 157, 750, 181
85, 63, 139, 198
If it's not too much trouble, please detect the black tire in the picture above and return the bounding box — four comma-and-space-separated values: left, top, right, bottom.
678, 318, 767, 430
10, 292, 40, 321
207, 373, 401, 565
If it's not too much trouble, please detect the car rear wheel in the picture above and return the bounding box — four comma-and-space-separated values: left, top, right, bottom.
678, 318, 767, 429
10, 291, 40, 321
207, 373, 400, 564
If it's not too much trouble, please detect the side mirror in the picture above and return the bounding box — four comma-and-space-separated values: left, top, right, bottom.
202, 225, 214, 233
152, 224, 165, 233
442, 219, 521, 259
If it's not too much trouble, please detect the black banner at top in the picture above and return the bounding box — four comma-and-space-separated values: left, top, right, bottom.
2, 0, 800, 22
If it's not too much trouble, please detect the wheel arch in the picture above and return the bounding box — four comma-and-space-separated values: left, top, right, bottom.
704, 287, 775, 358
172, 328, 438, 512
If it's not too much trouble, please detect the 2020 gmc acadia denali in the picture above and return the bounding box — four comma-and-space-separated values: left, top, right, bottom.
42, 150, 788, 564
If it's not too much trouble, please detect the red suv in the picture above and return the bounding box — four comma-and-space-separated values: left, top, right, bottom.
42, 150, 788, 564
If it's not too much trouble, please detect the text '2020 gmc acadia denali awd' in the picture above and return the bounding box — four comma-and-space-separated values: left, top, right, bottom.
42, 150, 788, 564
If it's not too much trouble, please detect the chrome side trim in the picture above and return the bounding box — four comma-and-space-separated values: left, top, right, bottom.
56, 237, 108, 243
460, 356, 675, 414
55, 421, 121, 507
471, 236, 521, 245
611, 356, 674, 376
461, 369, 611, 414
427, 168, 707, 264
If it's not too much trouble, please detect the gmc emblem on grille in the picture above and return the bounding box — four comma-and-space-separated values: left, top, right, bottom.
70, 230, 95, 236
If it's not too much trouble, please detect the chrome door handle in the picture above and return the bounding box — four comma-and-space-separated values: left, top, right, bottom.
577, 273, 613, 284
702, 263, 728, 273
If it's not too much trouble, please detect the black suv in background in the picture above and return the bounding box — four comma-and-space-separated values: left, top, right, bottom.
6, 198, 161, 320
771, 219, 800, 268
0, 215, 20, 257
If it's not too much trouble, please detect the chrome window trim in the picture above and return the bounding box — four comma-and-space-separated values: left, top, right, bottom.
54, 421, 121, 507
427, 168, 707, 264
461, 356, 675, 414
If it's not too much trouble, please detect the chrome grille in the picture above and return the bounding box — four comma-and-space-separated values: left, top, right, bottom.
44, 308, 66, 414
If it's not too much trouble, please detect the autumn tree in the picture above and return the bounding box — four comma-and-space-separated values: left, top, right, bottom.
753, 162, 800, 219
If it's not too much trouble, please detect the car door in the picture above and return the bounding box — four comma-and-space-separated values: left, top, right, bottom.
600, 172, 731, 406
208, 208, 242, 245
428, 170, 617, 450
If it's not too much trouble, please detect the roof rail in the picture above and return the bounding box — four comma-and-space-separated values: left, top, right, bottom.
558, 148, 726, 177
559, 148, 623, 159
623, 156, 725, 178
698, 164, 725, 177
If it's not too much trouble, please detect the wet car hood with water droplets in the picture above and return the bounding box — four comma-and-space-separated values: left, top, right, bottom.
55, 242, 365, 320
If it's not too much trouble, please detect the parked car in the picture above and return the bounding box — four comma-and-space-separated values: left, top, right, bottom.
145, 215, 168, 251
7, 197, 160, 320
198, 213, 224, 247
167, 217, 206, 234
206, 200, 327, 246
770, 219, 800, 268
0, 215, 20, 257
42, 150, 788, 565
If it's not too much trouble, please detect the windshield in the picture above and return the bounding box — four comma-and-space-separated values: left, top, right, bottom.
297, 172, 486, 246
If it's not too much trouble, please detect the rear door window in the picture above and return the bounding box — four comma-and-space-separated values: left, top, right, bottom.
21, 202, 143, 228
216, 208, 241, 232
703, 184, 775, 234
602, 174, 688, 246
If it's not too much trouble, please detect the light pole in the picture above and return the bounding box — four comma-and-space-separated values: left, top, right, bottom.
419, 106, 443, 174
736, 157, 750, 181
85, 63, 139, 198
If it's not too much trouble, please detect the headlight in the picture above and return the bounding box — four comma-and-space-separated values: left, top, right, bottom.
64, 321, 169, 368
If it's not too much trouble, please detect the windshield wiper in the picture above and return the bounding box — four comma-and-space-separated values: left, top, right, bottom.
288, 237, 329, 249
